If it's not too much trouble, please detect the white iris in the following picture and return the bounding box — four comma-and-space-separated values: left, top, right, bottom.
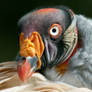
50, 26, 59, 36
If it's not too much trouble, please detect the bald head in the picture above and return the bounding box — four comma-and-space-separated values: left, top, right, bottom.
18, 8, 71, 37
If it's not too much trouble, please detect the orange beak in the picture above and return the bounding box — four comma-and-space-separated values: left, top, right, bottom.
17, 56, 38, 82
17, 32, 44, 82
17, 60, 32, 82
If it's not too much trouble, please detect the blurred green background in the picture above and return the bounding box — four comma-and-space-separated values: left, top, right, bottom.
0, 0, 92, 62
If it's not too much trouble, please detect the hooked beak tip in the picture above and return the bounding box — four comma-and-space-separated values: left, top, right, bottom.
17, 61, 33, 82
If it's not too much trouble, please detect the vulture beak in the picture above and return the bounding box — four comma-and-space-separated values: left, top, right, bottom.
17, 56, 38, 82
17, 32, 44, 82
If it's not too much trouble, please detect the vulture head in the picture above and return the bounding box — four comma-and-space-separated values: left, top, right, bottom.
16, 6, 78, 82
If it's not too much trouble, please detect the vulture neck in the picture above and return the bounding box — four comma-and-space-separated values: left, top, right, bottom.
56, 15, 79, 74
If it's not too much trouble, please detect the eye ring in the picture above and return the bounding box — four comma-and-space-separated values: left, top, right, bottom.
49, 24, 62, 39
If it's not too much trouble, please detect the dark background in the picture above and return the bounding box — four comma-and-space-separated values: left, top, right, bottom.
0, 0, 92, 62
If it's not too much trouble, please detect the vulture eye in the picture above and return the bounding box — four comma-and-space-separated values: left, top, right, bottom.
49, 24, 62, 39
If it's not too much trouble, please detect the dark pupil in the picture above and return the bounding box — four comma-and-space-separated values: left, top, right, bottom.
52, 28, 56, 33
